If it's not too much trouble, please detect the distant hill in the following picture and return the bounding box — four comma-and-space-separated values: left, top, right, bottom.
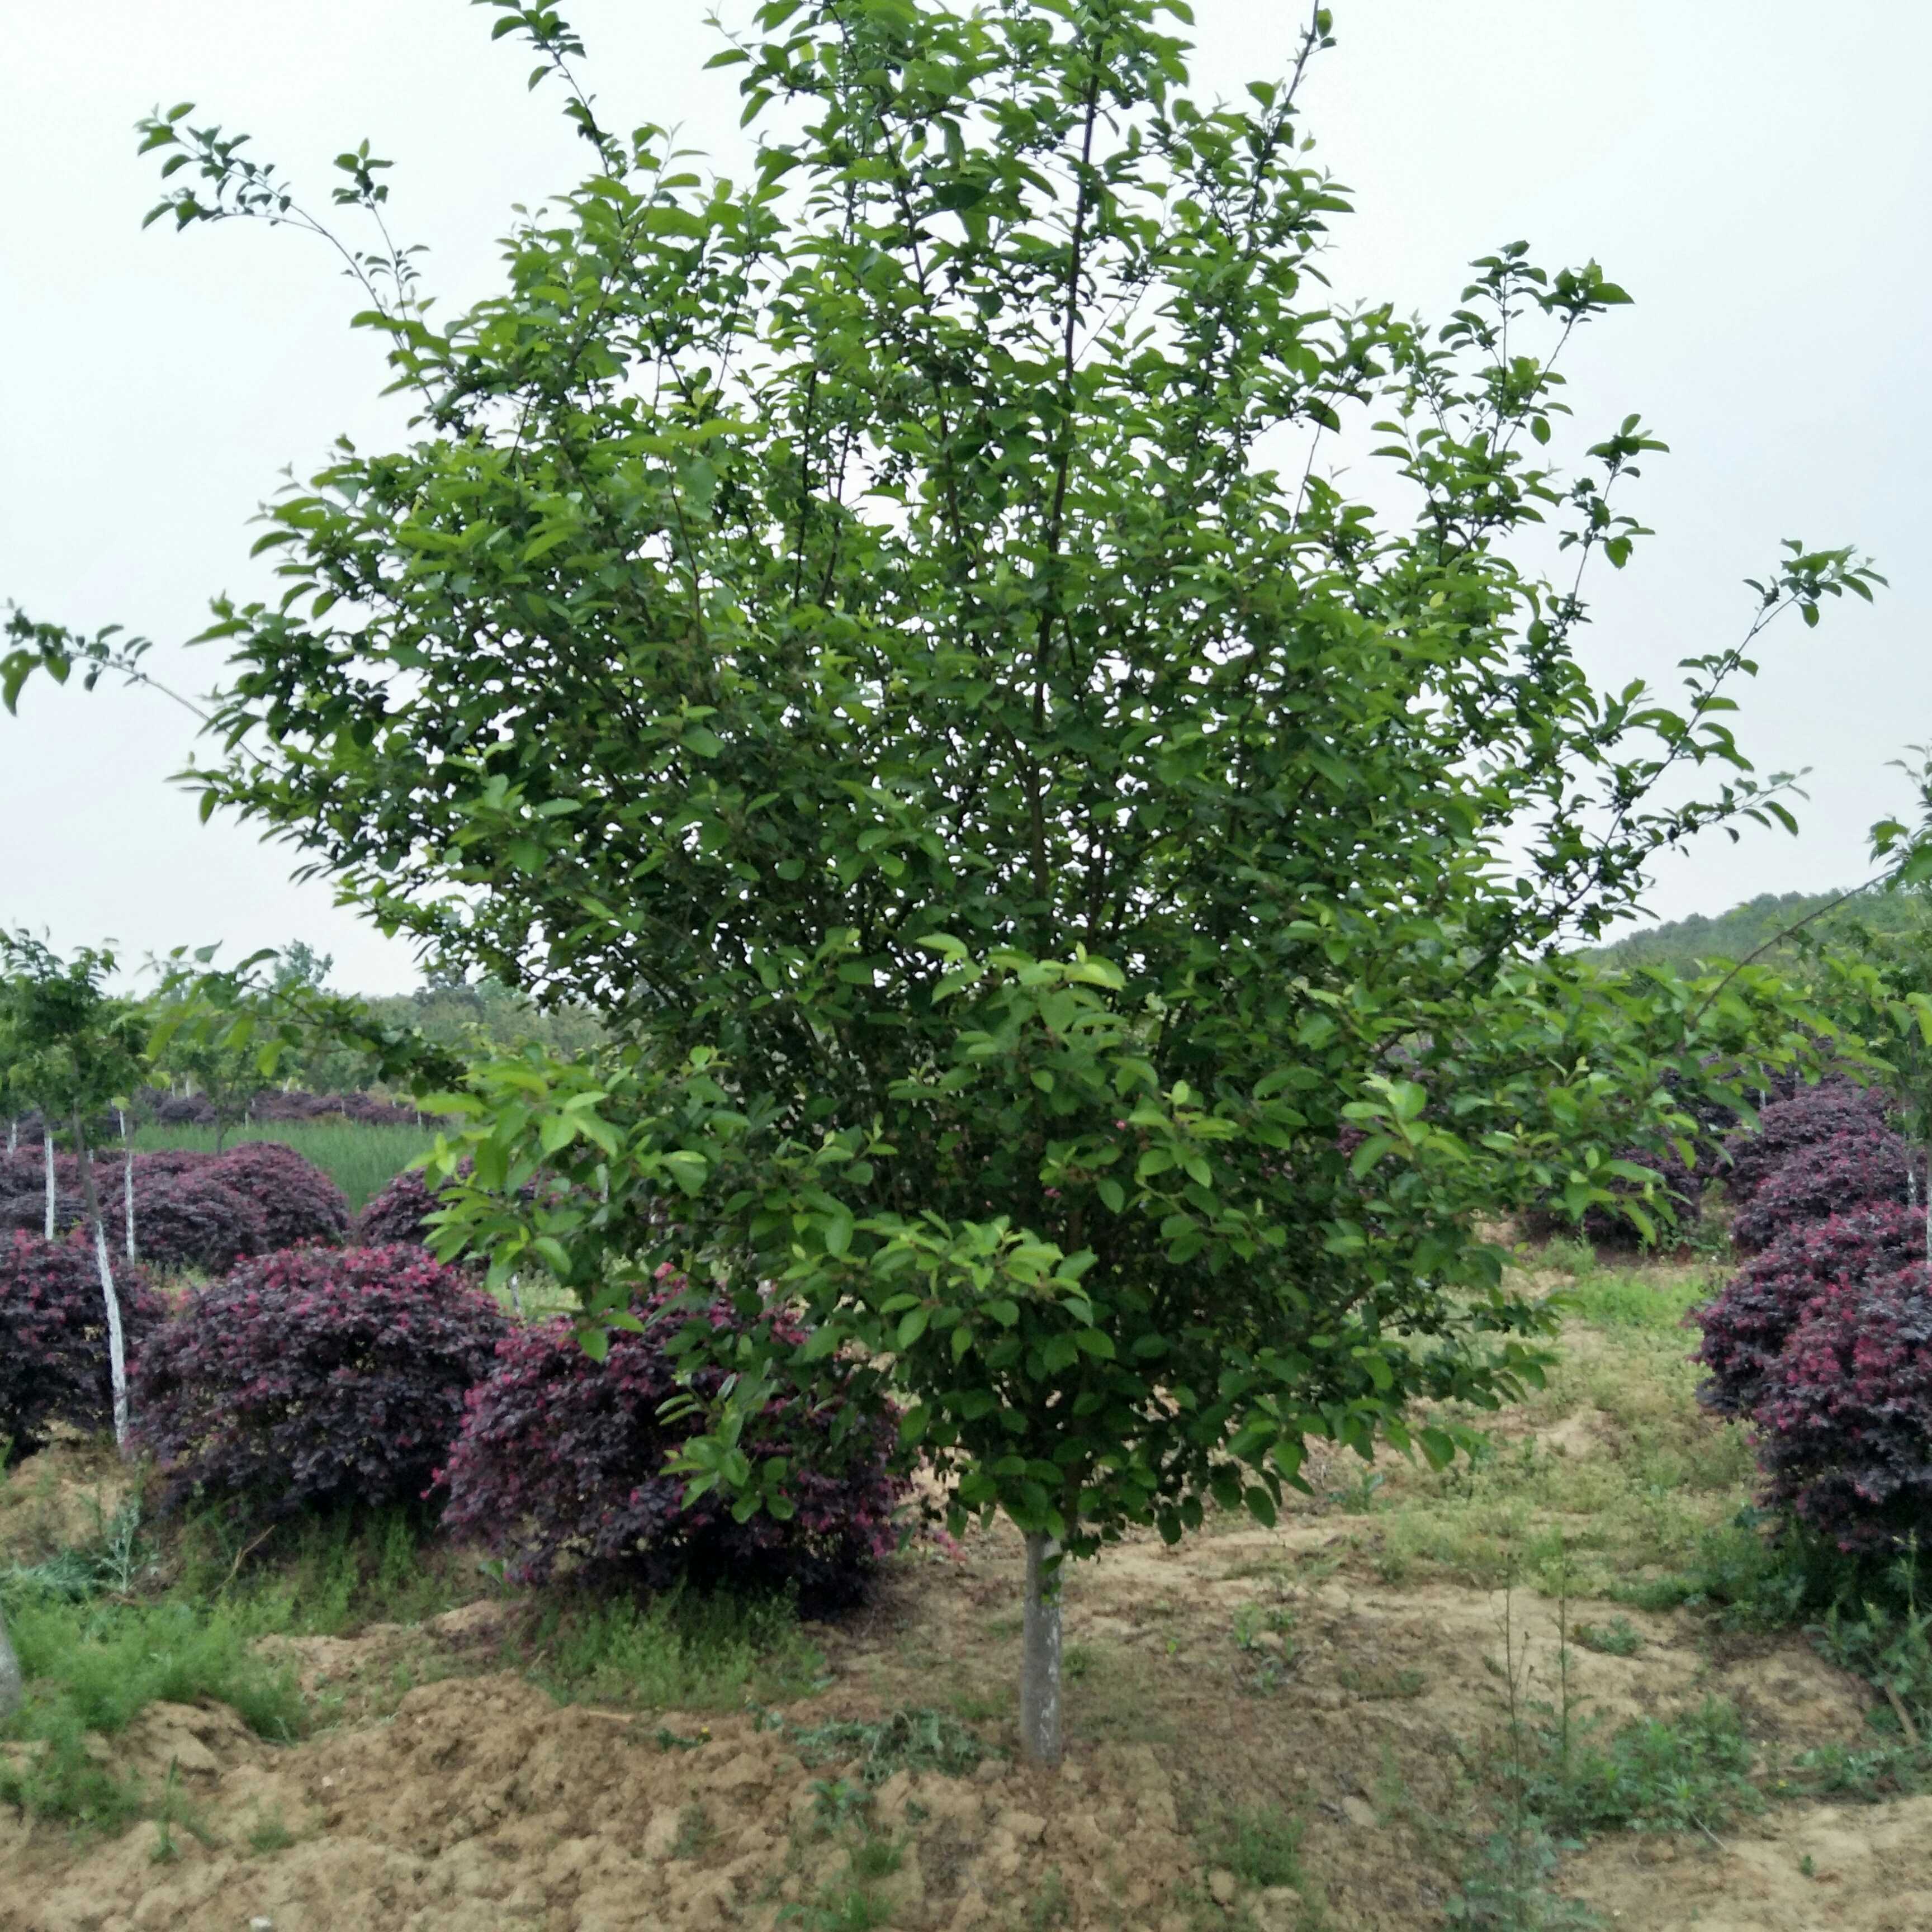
1588, 887, 1922, 974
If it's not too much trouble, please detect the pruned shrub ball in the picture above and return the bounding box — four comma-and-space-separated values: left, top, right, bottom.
1752, 1266, 1932, 1554
0, 1232, 166, 1455
1720, 1077, 1892, 1203
133, 1244, 509, 1524
1693, 1200, 1925, 1420
208, 1140, 351, 1251
442, 1286, 907, 1611
1729, 1128, 1917, 1256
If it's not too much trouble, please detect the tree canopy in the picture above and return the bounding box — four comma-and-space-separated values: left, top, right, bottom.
0, 0, 1879, 1756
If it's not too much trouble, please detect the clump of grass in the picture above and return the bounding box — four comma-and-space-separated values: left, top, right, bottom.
1207, 1802, 1306, 1890
1445, 1822, 1602, 1930
789, 1706, 993, 1784
1571, 1617, 1642, 1658
1527, 1698, 1760, 1838
519, 1587, 825, 1711
1338, 1664, 1427, 1700
247, 1803, 296, 1855
1555, 1268, 1712, 1332
0, 1589, 305, 1826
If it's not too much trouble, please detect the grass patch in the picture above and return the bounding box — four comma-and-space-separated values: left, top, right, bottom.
132, 1119, 435, 1211
1338, 1259, 1762, 1599
174, 1504, 477, 1638
518, 1587, 825, 1711
1571, 1616, 1641, 1658
1554, 1267, 1713, 1332
789, 1706, 993, 1784
1208, 1801, 1306, 1888
0, 1587, 306, 1828
1527, 1697, 1761, 1838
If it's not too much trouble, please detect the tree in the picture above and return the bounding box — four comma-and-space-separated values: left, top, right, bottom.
0, 1603, 20, 1721
149, 987, 278, 1153
0, 936, 147, 1447
1, 1, 1876, 1759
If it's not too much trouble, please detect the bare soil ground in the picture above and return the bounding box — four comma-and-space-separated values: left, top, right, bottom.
5, 1266, 1931, 1931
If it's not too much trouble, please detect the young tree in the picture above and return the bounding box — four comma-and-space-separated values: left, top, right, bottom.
0, 1602, 20, 1721
1, 1, 1876, 1758
0, 937, 148, 1447
150, 994, 276, 1153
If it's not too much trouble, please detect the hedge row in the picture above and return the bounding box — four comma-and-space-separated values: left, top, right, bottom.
0, 1238, 906, 1607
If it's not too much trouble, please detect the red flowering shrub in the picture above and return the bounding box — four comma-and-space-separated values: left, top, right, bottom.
134, 1149, 216, 1181
0, 1233, 166, 1455
0, 1187, 81, 1238
209, 1141, 351, 1250
1720, 1078, 1891, 1202
1751, 1266, 1932, 1553
116, 1171, 269, 1274
353, 1164, 448, 1247
1693, 1200, 1925, 1419
132, 1244, 509, 1523
1730, 1128, 1917, 1255
442, 1290, 907, 1610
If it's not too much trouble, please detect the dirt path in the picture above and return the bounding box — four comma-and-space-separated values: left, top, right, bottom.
5, 1503, 1926, 1931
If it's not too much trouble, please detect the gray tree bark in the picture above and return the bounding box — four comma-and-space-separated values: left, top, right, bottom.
71, 1111, 129, 1449
42, 1131, 55, 1241
1020, 1531, 1064, 1767
0, 1601, 22, 1722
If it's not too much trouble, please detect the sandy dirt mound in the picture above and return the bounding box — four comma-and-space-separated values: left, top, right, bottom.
1568, 1794, 1932, 1930
0, 1673, 1201, 1931
2, 1507, 1925, 1929
0, 1439, 135, 1566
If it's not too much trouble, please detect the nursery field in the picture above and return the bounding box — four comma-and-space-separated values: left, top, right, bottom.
4, 1244, 1930, 1932
129, 1121, 436, 1214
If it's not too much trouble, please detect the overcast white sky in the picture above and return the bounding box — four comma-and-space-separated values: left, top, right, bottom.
3, 3, 1926, 993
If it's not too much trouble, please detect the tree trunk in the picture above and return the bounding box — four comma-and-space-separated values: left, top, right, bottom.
70, 1110, 129, 1450
1020, 1531, 1064, 1767
42, 1130, 56, 1241
0, 1600, 22, 1722
123, 1140, 138, 1263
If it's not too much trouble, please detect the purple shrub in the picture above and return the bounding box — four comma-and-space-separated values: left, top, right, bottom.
209, 1141, 351, 1251
0, 1233, 167, 1455
114, 1171, 269, 1274
1693, 1200, 1925, 1418
1753, 1267, 1932, 1554
133, 1244, 509, 1524
353, 1164, 447, 1247
1730, 1128, 1917, 1256
1721, 1078, 1892, 1203
442, 1289, 907, 1610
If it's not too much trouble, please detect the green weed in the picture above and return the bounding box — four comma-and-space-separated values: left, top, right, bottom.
1208, 1802, 1305, 1890
1444, 1822, 1602, 1930
1527, 1698, 1761, 1838
789, 1706, 993, 1784
671, 1801, 712, 1860
1571, 1618, 1641, 1658
519, 1588, 825, 1711
1025, 1867, 1071, 1928
247, 1804, 296, 1855
0, 1590, 304, 1827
